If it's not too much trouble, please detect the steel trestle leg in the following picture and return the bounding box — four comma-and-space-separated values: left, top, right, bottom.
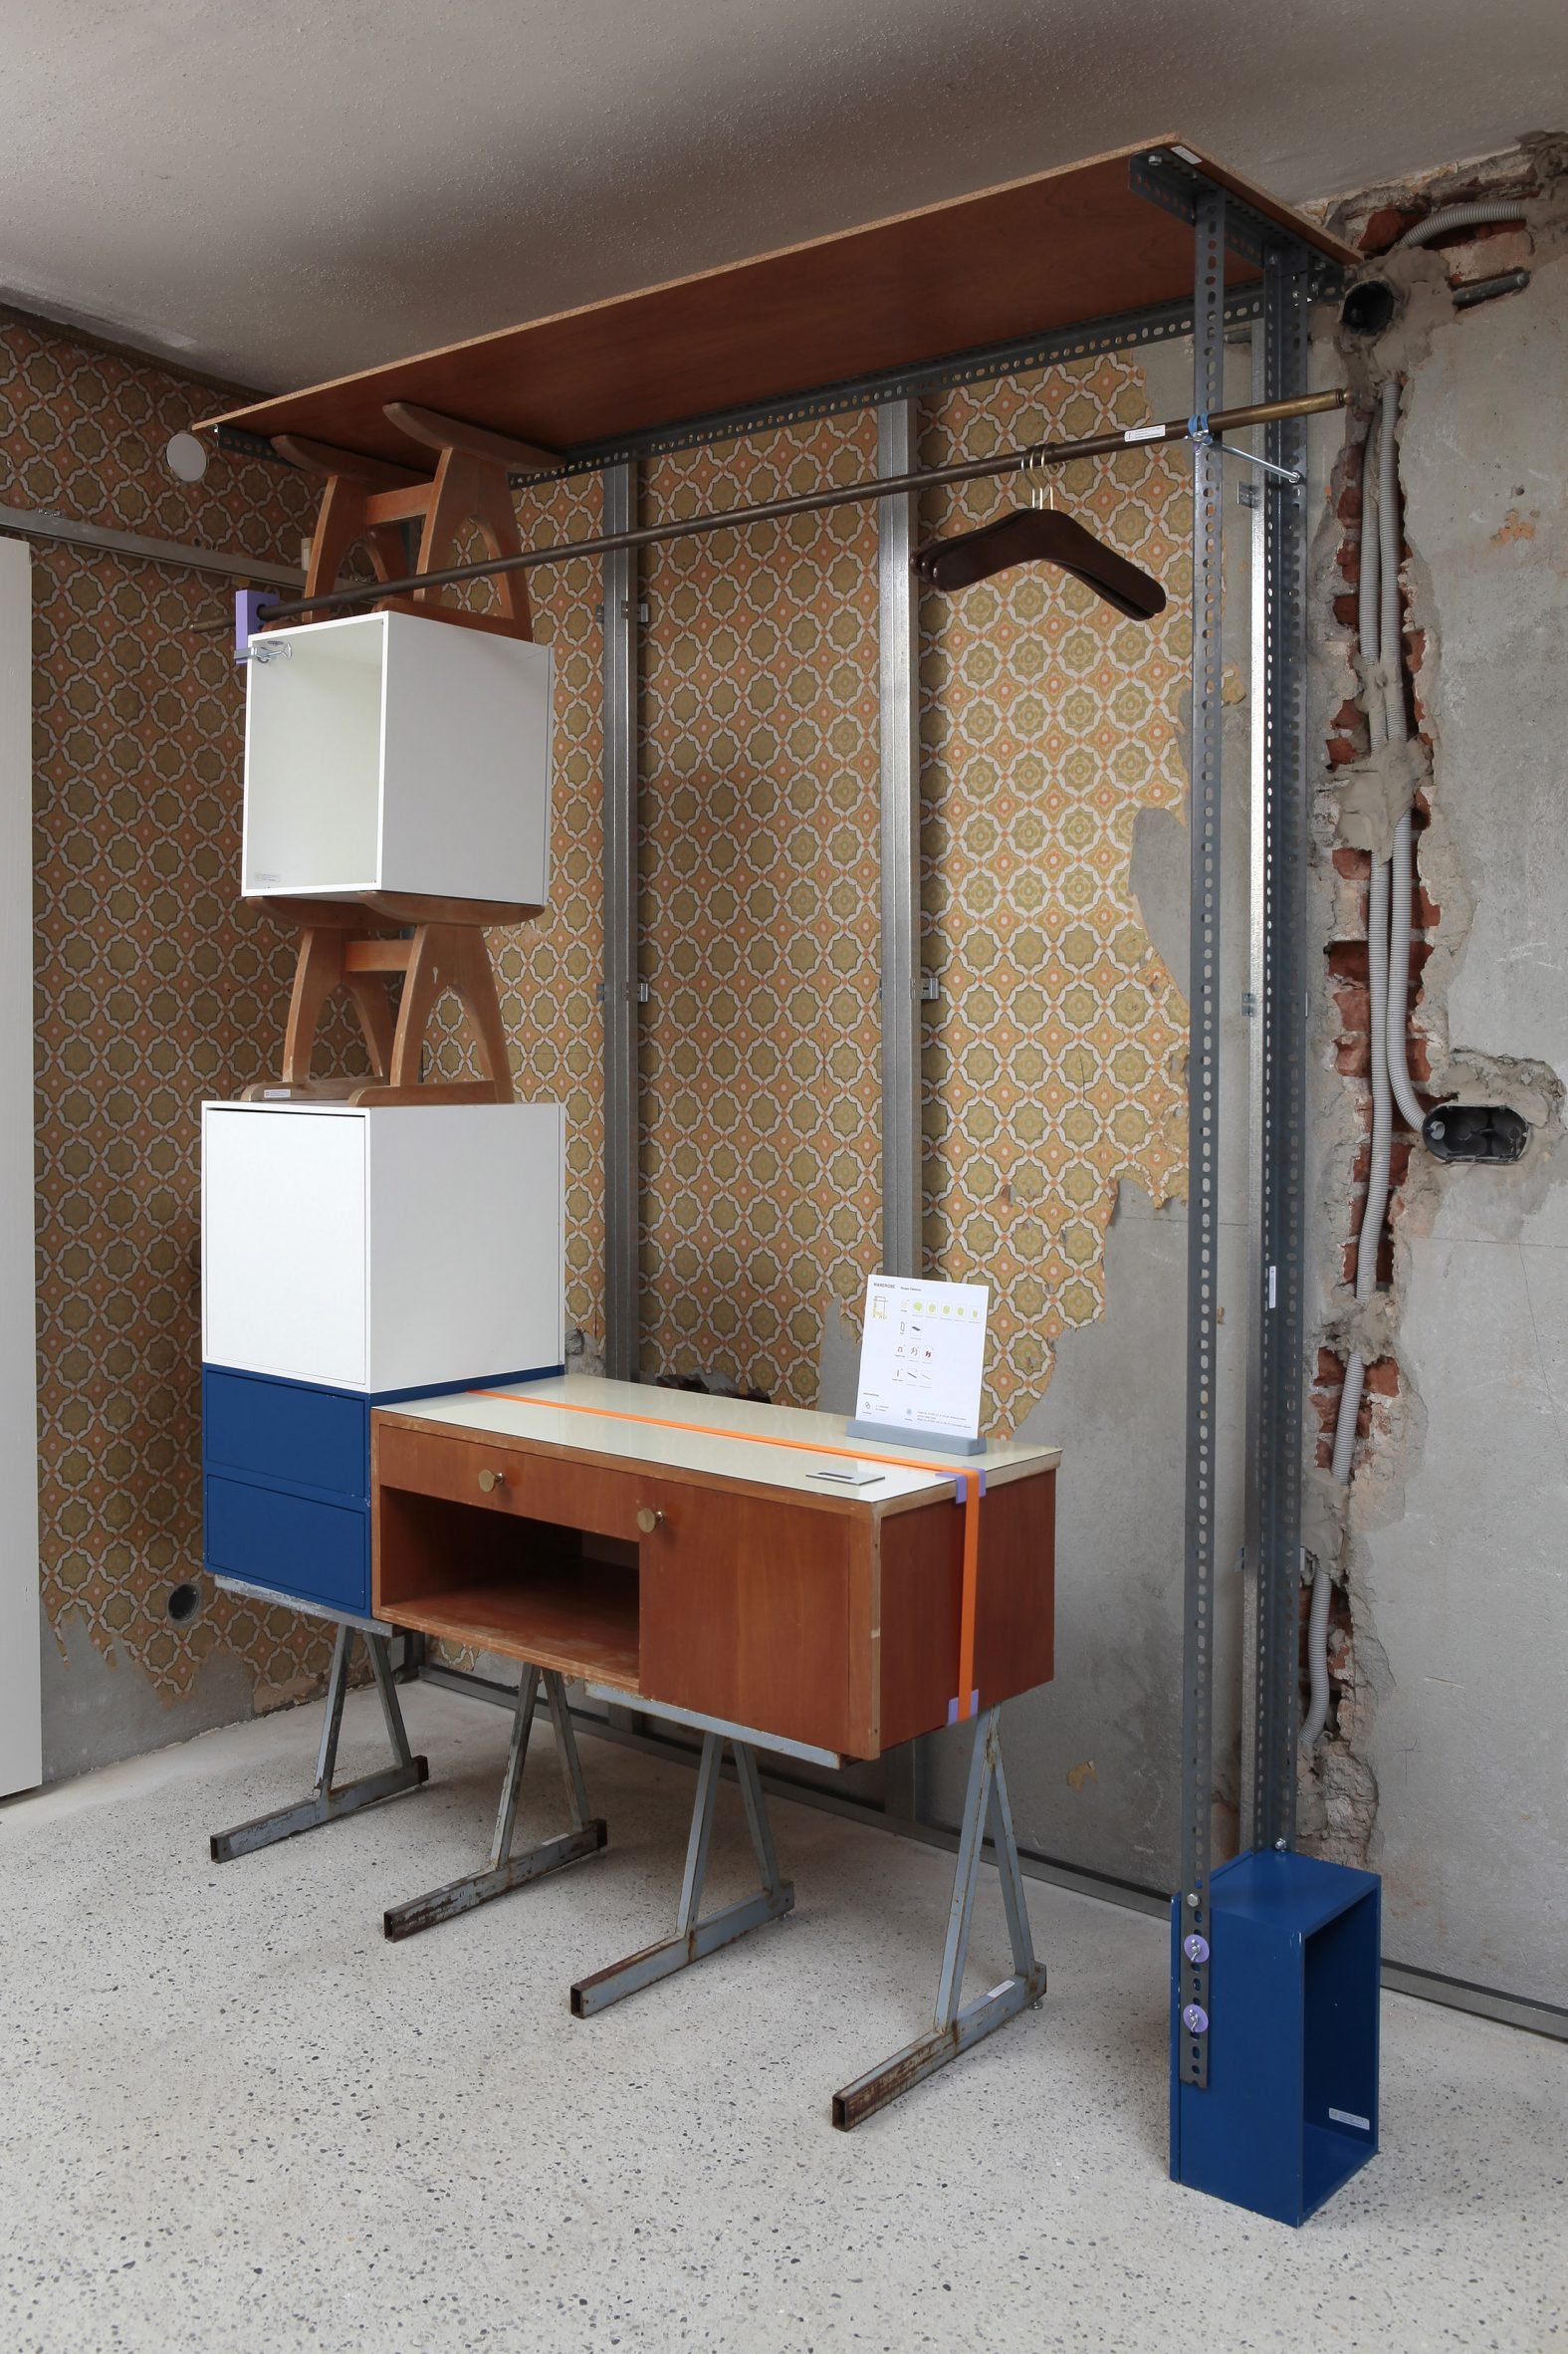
831, 1706, 1046, 2129
209, 1623, 430, 1863
569, 1733, 794, 2016
382, 1666, 605, 1940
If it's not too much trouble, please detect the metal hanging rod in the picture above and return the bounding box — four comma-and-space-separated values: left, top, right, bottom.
257, 387, 1344, 628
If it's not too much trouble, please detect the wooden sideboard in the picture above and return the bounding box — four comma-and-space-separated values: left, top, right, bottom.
371, 1376, 1058, 1763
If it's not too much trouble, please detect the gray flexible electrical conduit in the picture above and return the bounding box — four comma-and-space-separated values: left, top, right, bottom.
1300, 1543, 1335, 1747
1318, 413, 1388, 1728
1330, 406, 1386, 1492
1394, 200, 1526, 249
1379, 378, 1427, 1130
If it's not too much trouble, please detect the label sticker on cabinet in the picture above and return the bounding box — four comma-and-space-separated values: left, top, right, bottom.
1328, 2108, 1371, 2131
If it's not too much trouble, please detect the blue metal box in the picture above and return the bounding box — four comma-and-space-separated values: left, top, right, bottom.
1170, 1846, 1381, 2226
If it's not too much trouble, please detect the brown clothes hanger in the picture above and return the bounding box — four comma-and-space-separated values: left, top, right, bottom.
914, 461, 1166, 621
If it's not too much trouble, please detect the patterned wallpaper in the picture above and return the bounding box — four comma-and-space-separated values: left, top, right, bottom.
916, 355, 1190, 1427
630, 357, 1190, 1429
6, 310, 347, 1705
638, 418, 883, 1403
12, 301, 1191, 1733
427, 481, 606, 1350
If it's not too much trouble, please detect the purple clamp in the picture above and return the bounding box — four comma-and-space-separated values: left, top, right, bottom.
233, 588, 275, 661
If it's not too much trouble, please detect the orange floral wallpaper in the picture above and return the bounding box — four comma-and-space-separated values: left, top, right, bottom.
638, 418, 883, 1403
628, 355, 1190, 1430
13, 300, 1191, 1740
7, 310, 351, 1705
428, 480, 607, 1349
916, 354, 1191, 1428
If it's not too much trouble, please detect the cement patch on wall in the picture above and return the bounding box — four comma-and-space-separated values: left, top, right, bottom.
1352, 250, 1568, 2001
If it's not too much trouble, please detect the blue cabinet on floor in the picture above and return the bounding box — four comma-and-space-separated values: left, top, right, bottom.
1170, 1846, 1381, 2227
201, 1361, 559, 1617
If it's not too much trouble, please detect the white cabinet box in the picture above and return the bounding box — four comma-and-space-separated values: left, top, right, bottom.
201, 1100, 563, 1393
243, 609, 553, 904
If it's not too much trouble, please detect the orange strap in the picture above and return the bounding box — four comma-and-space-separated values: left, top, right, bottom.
471, 1388, 985, 1723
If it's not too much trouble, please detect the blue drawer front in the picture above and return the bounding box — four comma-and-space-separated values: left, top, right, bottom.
204, 1474, 369, 1616
203, 1368, 368, 1502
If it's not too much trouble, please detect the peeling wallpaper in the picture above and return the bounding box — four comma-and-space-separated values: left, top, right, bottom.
6, 312, 342, 1709
632, 354, 1192, 1426
917, 355, 1190, 1427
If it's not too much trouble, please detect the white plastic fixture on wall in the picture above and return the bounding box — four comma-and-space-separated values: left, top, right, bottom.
0, 538, 42, 1795
201, 1100, 566, 1393
242, 608, 554, 904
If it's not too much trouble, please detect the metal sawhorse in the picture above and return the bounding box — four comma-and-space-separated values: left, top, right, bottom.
568, 1694, 1045, 2128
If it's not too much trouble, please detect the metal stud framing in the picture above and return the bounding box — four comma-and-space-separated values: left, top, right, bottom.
876, 398, 924, 1281
1248, 241, 1312, 1853
601, 458, 641, 1382
1176, 186, 1228, 2090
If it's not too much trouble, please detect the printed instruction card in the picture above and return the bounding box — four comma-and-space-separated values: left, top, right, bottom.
853, 1275, 990, 1444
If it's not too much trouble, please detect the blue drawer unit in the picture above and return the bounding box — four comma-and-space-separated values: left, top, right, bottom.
202, 1361, 559, 1618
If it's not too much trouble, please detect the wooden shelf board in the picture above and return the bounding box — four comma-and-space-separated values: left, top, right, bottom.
201, 138, 1355, 472
391, 1569, 640, 1691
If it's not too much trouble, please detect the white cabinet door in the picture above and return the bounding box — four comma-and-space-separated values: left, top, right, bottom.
365, 1103, 563, 1390
202, 1109, 367, 1386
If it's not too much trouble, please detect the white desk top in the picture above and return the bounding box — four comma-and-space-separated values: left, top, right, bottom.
387, 1375, 1060, 1505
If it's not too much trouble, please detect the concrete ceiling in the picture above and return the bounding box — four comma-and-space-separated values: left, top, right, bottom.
4, 0, 1565, 397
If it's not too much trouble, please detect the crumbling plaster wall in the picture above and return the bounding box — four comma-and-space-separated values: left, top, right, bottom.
1299, 141, 1568, 2004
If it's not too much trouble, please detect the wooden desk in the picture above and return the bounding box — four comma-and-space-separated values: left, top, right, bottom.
370, 1374, 1059, 1765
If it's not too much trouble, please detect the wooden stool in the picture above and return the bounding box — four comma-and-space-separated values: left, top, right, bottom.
245, 893, 540, 1108
276, 399, 561, 642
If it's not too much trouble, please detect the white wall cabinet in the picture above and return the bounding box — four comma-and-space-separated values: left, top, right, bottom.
202, 1100, 564, 1393
243, 609, 553, 904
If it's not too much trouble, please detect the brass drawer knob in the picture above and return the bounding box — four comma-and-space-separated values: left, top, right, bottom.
636, 1506, 664, 1534
477, 1468, 507, 1495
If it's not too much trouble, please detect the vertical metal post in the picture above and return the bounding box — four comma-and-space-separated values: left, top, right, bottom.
877, 397, 923, 1282
876, 398, 926, 1832
1178, 187, 1227, 2090
601, 459, 641, 1382
1249, 244, 1312, 1853
1239, 323, 1268, 1852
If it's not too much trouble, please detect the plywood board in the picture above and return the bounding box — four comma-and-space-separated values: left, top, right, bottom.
202, 139, 1354, 469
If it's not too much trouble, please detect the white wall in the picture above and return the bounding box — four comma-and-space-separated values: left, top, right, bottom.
0, 536, 42, 1796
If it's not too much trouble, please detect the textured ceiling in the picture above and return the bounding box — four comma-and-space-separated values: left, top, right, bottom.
3, 0, 1565, 395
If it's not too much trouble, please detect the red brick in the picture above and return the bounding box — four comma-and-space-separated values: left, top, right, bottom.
1361, 204, 1423, 252
1364, 1355, 1400, 1396
1333, 847, 1372, 881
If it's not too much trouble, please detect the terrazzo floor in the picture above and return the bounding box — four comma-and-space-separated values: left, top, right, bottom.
1, 1682, 1563, 2353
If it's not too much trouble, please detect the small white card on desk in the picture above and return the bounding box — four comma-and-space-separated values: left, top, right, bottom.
853, 1275, 990, 1444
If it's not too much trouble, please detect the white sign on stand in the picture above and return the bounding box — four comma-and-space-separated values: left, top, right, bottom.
847, 1275, 990, 1455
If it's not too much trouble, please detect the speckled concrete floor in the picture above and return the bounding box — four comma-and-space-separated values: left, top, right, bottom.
1, 1684, 1563, 2354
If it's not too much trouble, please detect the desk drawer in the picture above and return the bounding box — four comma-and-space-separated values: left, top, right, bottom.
374, 1420, 656, 1542
204, 1368, 367, 1501
205, 1474, 369, 1615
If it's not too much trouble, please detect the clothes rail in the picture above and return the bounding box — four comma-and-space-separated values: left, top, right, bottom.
257, 388, 1344, 626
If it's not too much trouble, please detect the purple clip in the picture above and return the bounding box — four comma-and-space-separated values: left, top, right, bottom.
945, 1688, 981, 1726
234, 587, 274, 661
